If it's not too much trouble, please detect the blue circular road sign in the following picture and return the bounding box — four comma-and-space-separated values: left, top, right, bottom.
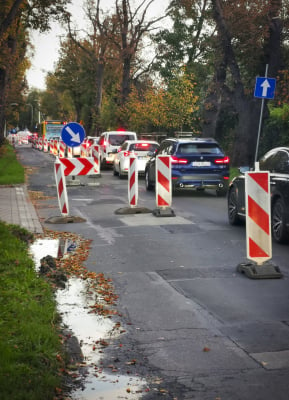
61, 122, 86, 147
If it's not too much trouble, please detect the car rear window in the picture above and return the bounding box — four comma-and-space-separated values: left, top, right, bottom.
177, 143, 222, 155
129, 143, 159, 152
109, 134, 136, 145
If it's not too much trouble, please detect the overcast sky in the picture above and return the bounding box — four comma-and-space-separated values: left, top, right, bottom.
26, 0, 170, 90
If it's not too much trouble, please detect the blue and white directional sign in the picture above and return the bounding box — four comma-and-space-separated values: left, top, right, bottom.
61, 122, 86, 147
254, 77, 276, 99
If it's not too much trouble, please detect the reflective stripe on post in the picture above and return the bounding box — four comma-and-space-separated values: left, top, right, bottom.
128, 155, 138, 207
54, 159, 69, 216
156, 155, 172, 208
245, 171, 272, 265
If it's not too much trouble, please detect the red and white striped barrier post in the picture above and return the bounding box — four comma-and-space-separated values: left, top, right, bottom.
91, 145, 100, 174
43, 139, 48, 152
80, 141, 88, 157
59, 141, 66, 158
54, 158, 69, 216
67, 146, 73, 158
53, 140, 58, 156
49, 140, 54, 154
128, 155, 138, 207
153, 155, 174, 217
237, 167, 282, 278
245, 170, 271, 265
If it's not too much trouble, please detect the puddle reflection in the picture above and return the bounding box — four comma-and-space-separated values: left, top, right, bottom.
30, 238, 147, 399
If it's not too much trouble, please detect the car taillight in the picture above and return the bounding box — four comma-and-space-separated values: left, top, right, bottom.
214, 156, 230, 164
171, 156, 188, 164
124, 151, 132, 157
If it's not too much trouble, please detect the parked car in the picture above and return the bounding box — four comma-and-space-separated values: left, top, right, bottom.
113, 140, 160, 178
145, 137, 230, 196
227, 146, 289, 243
98, 130, 137, 168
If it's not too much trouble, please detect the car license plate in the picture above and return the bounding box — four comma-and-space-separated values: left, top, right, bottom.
192, 161, 211, 166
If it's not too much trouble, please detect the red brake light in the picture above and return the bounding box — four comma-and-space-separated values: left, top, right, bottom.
171, 156, 188, 164
214, 156, 230, 164
123, 151, 132, 157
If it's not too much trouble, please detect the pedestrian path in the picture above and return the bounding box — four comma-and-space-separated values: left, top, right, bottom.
0, 185, 43, 234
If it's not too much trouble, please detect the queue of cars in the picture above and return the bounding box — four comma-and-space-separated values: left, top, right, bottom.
30, 126, 289, 244
105, 131, 289, 245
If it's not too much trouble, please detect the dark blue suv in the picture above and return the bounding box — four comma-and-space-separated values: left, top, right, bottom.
145, 137, 230, 196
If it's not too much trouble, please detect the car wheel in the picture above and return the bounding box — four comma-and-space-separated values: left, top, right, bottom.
113, 165, 119, 176
145, 169, 153, 191
228, 187, 241, 225
119, 168, 126, 179
272, 198, 289, 244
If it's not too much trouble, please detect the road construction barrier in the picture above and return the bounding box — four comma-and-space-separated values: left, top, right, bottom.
58, 157, 96, 176
67, 146, 73, 158
90, 145, 100, 174
80, 142, 88, 157
54, 159, 69, 216
245, 170, 272, 265
43, 139, 48, 152
128, 155, 138, 207
155, 155, 172, 208
53, 140, 58, 156
54, 157, 97, 215
59, 141, 66, 158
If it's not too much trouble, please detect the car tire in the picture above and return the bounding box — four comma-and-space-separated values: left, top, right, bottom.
113, 165, 119, 176
272, 198, 289, 244
119, 169, 126, 179
228, 187, 241, 225
145, 170, 154, 191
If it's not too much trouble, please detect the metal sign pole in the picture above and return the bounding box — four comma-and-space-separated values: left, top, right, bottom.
254, 64, 269, 166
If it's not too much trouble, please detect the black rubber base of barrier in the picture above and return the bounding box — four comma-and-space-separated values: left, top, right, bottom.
237, 262, 283, 279
45, 216, 86, 224
152, 207, 175, 217
115, 207, 152, 215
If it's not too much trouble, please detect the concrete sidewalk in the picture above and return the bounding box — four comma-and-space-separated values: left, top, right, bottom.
0, 185, 43, 234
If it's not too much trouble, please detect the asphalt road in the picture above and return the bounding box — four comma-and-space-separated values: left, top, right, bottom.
18, 145, 289, 400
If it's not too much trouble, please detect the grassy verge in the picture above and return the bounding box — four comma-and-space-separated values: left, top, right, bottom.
0, 141, 25, 184
0, 141, 69, 399
0, 223, 64, 400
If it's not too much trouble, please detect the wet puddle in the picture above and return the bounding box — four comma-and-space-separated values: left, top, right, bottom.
30, 238, 147, 399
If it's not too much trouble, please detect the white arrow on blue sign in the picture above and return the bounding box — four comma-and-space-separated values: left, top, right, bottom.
61, 122, 86, 147
254, 77, 276, 99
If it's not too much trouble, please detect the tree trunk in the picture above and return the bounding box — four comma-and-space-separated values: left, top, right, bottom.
0, 68, 7, 144
202, 54, 227, 138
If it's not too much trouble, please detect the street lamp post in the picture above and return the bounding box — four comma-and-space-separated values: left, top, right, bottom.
26, 104, 33, 129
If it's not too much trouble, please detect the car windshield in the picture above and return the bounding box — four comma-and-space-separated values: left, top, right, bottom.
177, 143, 222, 155
129, 143, 159, 152
109, 134, 135, 145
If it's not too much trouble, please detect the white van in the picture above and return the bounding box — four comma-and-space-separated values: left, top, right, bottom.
98, 130, 137, 168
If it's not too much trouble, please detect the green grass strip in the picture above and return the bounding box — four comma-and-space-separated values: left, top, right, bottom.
0, 142, 25, 185
0, 222, 63, 400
